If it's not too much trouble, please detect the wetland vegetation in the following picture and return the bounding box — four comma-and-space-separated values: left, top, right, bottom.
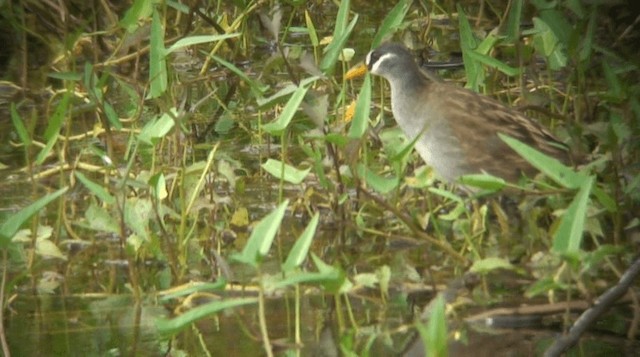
0, 0, 639, 355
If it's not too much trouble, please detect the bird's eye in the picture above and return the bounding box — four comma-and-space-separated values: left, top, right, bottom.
366, 50, 382, 69
370, 51, 381, 64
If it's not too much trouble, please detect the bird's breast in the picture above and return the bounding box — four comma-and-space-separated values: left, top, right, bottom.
389, 92, 472, 182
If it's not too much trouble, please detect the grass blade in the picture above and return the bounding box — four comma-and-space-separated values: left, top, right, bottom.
0, 187, 69, 246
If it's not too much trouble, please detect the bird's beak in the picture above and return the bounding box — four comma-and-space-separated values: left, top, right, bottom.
345, 62, 367, 80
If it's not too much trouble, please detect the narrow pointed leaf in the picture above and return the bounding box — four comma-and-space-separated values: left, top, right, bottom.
231, 200, 289, 267
0, 187, 69, 246
261, 159, 311, 184
283, 213, 319, 271
348, 74, 371, 139
371, 0, 411, 47
263, 85, 309, 134
156, 297, 258, 337
148, 8, 167, 98
553, 176, 594, 253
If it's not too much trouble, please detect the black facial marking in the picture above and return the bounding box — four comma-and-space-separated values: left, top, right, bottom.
367, 50, 383, 71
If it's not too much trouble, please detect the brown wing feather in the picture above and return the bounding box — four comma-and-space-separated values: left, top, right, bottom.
431, 82, 570, 181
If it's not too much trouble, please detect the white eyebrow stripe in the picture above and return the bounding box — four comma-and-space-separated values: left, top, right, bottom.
365, 52, 373, 66
368, 52, 397, 74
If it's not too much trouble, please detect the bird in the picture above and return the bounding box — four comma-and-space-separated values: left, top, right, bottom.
346, 42, 574, 186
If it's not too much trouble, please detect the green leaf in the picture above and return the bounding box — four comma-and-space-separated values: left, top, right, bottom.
324, 133, 350, 147
465, 50, 520, 77
84, 202, 119, 234
75, 172, 116, 204
348, 74, 371, 139
158, 281, 227, 302
356, 164, 400, 194
470, 257, 515, 274
305, 11, 319, 47
103, 102, 123, 130
475, 33, 501, 55
602, 61, 623, 100
119, 0, 155, 32
531, 3, 572, 45
579, 9, 597, 62
371, 0, 411, 47
457, 5, 484, 91
138, 108, 177, 145
552, 176, 594, 253
583, 244, 624, 272
211, 54, 269, 99
148, 8, 168, 98
262, 85, 309, 134
149, 173, 168, 201
0, 187, 69, 247
230, 200, 289, 267
459, 173, 506, 192
330, 0, 349, 38
320, 1, 358, 75
156, 297, 258, 337
592, 185, 617, 212
310, 253, 350, 293
261, 159, 311, 185
166, 34, 240, 54
47, 71, 82, 81
428, 187, 464, 204
10, 103, 31, 146
36, 91, 70, 165
531, 17, 567, 70
499, 134, 587, 189
525, 276, 563, 298
421, 295, 448, 357
36, 238, 67, 261
257, 76, 319, 108
282, 213, 319, 271
125, 197, 152, 241
504, 0, 523, 43
265, 269, 343, 292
